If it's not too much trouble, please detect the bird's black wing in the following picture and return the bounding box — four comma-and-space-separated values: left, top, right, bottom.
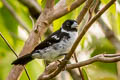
33, 29, 62, 50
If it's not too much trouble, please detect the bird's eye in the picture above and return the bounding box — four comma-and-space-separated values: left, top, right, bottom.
66, 22, 70, 26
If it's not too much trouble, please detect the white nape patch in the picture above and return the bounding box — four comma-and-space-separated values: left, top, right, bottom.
61, 27, 78, 34
71, 22, 78, 28
52, 35, 60, 40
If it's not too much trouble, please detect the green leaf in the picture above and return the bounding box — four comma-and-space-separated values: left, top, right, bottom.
0, 1, 3, 8
82, 68, 89, 80
53, 4, 83, 31
0, 7, 15, 51
40, 0, 46, 9
101, 0, 110, 4
117, 12, 120, 35
85, 63, 117, 80
80, 36, 86, 49
7, 0, 33, 29
108, 3, 116, 15
1, 7, 18, 34
90, 37, 116, 57
37, 0, 42, 5
0, 5, 25, 80
0, 52, 15, 80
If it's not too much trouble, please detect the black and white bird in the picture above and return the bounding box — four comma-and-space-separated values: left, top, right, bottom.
12, 19, 78, 65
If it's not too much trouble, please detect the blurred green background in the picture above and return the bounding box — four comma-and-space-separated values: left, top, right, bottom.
0, 0, 120, 80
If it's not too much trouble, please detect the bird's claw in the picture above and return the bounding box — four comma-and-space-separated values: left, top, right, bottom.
56, 59, 68, 71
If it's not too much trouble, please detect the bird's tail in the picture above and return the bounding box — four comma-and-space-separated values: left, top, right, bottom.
12, 54, 34, 65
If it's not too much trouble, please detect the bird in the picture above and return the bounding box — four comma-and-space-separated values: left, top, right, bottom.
12, 19, 78, 65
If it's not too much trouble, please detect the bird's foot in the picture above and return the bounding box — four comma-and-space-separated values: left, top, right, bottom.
57, 60, 62, 68
56, 59, 69, 71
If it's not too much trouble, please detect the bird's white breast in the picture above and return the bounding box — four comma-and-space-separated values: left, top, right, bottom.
60, 28, 78, 52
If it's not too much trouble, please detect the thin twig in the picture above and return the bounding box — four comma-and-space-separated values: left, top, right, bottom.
0, 32, 18, 57
0, 32, 31, 80
38, 0, 116, 79
87, 0, 100, 22
1, 0, 30, 33
29, 16, 35, 28
23, 66, 31, 80
73, 53, 84, 80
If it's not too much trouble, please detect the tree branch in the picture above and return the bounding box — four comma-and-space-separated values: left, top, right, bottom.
52, 0, 86, 21
19, 0, 42, 19
37, 0, 116, 80
1, 0, 30, 33
76, 0, 93, 24
54, 0, 66, 10
45, 0, 54, 10
66, 53, 120, 69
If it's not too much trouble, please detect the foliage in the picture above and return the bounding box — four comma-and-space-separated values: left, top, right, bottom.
0, 0, 120, 80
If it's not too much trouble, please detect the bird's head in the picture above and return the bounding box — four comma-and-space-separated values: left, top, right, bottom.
62, 20, 78, 32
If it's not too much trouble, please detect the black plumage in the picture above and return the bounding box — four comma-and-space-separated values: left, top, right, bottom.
33, 29, 70, 50
12, 54, 33, 65
12, 19, 78, 65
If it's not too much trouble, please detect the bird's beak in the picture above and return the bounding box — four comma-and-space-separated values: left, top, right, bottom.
71, 22, 78, 28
